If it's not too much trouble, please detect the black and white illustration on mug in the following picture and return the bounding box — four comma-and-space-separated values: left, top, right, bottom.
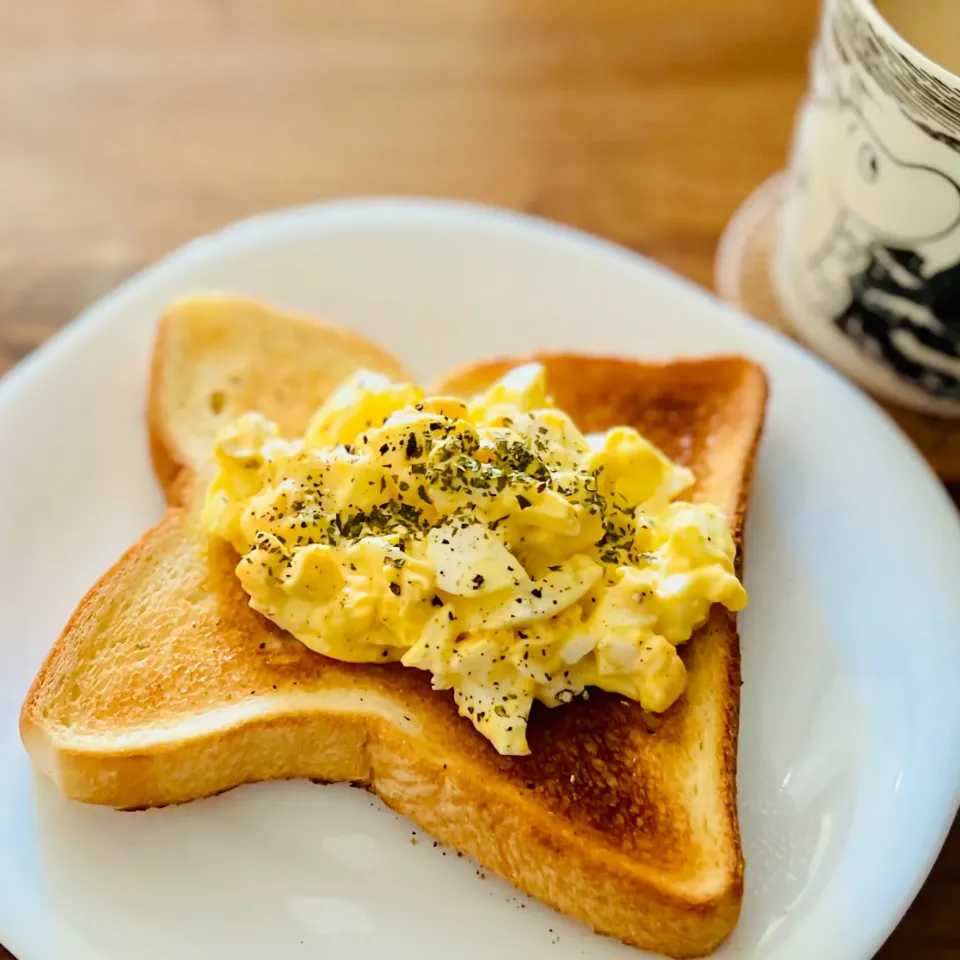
788, 42, 960, 402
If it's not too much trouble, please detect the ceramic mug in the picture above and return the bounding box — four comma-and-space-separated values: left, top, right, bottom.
776, 0, 960, 416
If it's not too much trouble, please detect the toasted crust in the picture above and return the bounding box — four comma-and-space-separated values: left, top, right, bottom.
21, 301, 767, 958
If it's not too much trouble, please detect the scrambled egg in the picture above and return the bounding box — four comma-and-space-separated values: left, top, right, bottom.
201, 364, 747, 755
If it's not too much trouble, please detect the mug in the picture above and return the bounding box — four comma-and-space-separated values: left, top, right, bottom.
776, 0, 960, 416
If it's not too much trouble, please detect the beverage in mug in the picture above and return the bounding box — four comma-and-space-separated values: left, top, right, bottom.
875, 0, 960, 76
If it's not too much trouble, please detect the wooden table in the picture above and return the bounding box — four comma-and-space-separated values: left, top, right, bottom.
1, 1, 956, 956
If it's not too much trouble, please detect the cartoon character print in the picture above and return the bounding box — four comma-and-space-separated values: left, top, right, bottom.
792, 44, 960, 401
835, 247, 960, 400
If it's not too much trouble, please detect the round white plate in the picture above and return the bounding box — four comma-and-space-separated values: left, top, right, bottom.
1, 199, 959, 960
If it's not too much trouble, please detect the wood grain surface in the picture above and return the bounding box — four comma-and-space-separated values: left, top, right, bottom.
0, 1, 957, 957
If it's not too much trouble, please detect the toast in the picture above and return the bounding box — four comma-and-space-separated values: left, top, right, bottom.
20, 297, 767, 958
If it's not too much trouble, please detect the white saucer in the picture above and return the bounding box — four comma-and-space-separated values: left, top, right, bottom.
1, 199, 959, 960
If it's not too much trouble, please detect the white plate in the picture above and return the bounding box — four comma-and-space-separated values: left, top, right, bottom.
2, 199, 960, 960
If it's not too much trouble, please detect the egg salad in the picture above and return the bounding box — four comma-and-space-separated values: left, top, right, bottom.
201, 363, 747, 755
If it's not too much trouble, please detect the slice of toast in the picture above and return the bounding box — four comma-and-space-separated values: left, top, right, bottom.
20, 298, 767, 958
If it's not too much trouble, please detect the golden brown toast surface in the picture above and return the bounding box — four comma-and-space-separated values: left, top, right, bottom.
149, 296, 412, 500
21, 301, 767, 958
